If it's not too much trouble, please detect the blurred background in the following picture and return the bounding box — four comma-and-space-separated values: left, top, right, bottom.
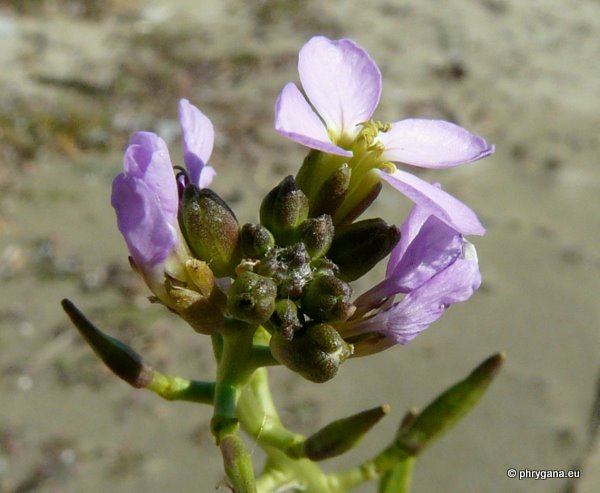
0, 0, 598, 492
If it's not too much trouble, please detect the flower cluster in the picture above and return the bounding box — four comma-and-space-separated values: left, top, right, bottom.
111, 36, 493, 382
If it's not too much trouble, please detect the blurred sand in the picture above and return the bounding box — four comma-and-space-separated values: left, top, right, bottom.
0, 1, 598, 492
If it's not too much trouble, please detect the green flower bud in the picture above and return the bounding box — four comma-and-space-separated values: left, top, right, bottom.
303, 405, 390, 461
302, 273, 354, 322
260, 176, 309, 245
309, 163, 351, 218
181, 186, 241, 278
300, 214, 334, 259
327, 218, 400, 281
270, 323, 353, 383
227, 272, 277, 324
272, 299, 303, 340
240, 223, 275, 259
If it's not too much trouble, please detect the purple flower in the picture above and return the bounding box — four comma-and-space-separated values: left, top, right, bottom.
340, 199, 482, 355
275, 36, 494, 235
111, 99, 215, 298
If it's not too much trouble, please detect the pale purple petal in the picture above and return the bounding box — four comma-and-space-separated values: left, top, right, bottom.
178, 98, 215, 186
298, 36, 381, 139
111, 174, 178, 271
378, 169, 485, 235
124, 132, 178, 223
355, 214, 461, 312
344, 257, 481, 354
386, 200, 432, 277
198, 166, 217, 189
379, 119, 495, 168
275, 82, 352, 157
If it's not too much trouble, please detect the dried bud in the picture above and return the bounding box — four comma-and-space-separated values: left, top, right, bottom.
260, 176, 309, 245
166, 267, 225, 335
180, 186, 241, 277
270, 323, 353, 383
300, 214, 334, 259
227, 272, 277, 324
240, 223, 275, 259
328, 218, 400, 281
302, 273, 354, 322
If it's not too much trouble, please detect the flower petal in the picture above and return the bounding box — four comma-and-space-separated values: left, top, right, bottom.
378, 169, 485, 235
124, 132, 178, 223
355, 214, 462, 312
275, 82, 352, 156
379, 119, 495, 168
178, 98, 215, 186
111, 174, 178, 271
298, 36, 381, 140
344, 257, 481, 355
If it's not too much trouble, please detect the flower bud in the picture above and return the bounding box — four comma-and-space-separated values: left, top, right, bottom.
301, 273, 354, 322
240, 223, 275, 259
309, 163, 351, 218
272, 299, 303, 340
303, 405, 390, 461
269, 323, 353, 383
300, 214, 334, 259
227, 272, 277, 324
180, 185, 241, 278
328, 218, 400, 282
260, 176, 309, 245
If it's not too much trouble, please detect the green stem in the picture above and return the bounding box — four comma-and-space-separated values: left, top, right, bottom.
147, 371, 215, 404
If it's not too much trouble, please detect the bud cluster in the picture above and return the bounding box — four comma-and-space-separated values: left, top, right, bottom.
178, 173, 399, 382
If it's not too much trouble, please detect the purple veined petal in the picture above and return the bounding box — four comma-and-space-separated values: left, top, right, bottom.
275, 82, 352, 157
378, 169, 486, 236
124, 132, 179, 223
178, 98, 215, 186
298, 36, 381, 141
379, 118, 495, 168
344, 257, 481, 354
111, 174, 178, 272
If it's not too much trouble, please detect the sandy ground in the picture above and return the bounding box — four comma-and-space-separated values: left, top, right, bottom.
0, 1, 599, 492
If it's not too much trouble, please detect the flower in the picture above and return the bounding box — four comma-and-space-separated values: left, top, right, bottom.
339, 197, 482, 355
275, 36, 494, 235
111, 99, 215, 299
